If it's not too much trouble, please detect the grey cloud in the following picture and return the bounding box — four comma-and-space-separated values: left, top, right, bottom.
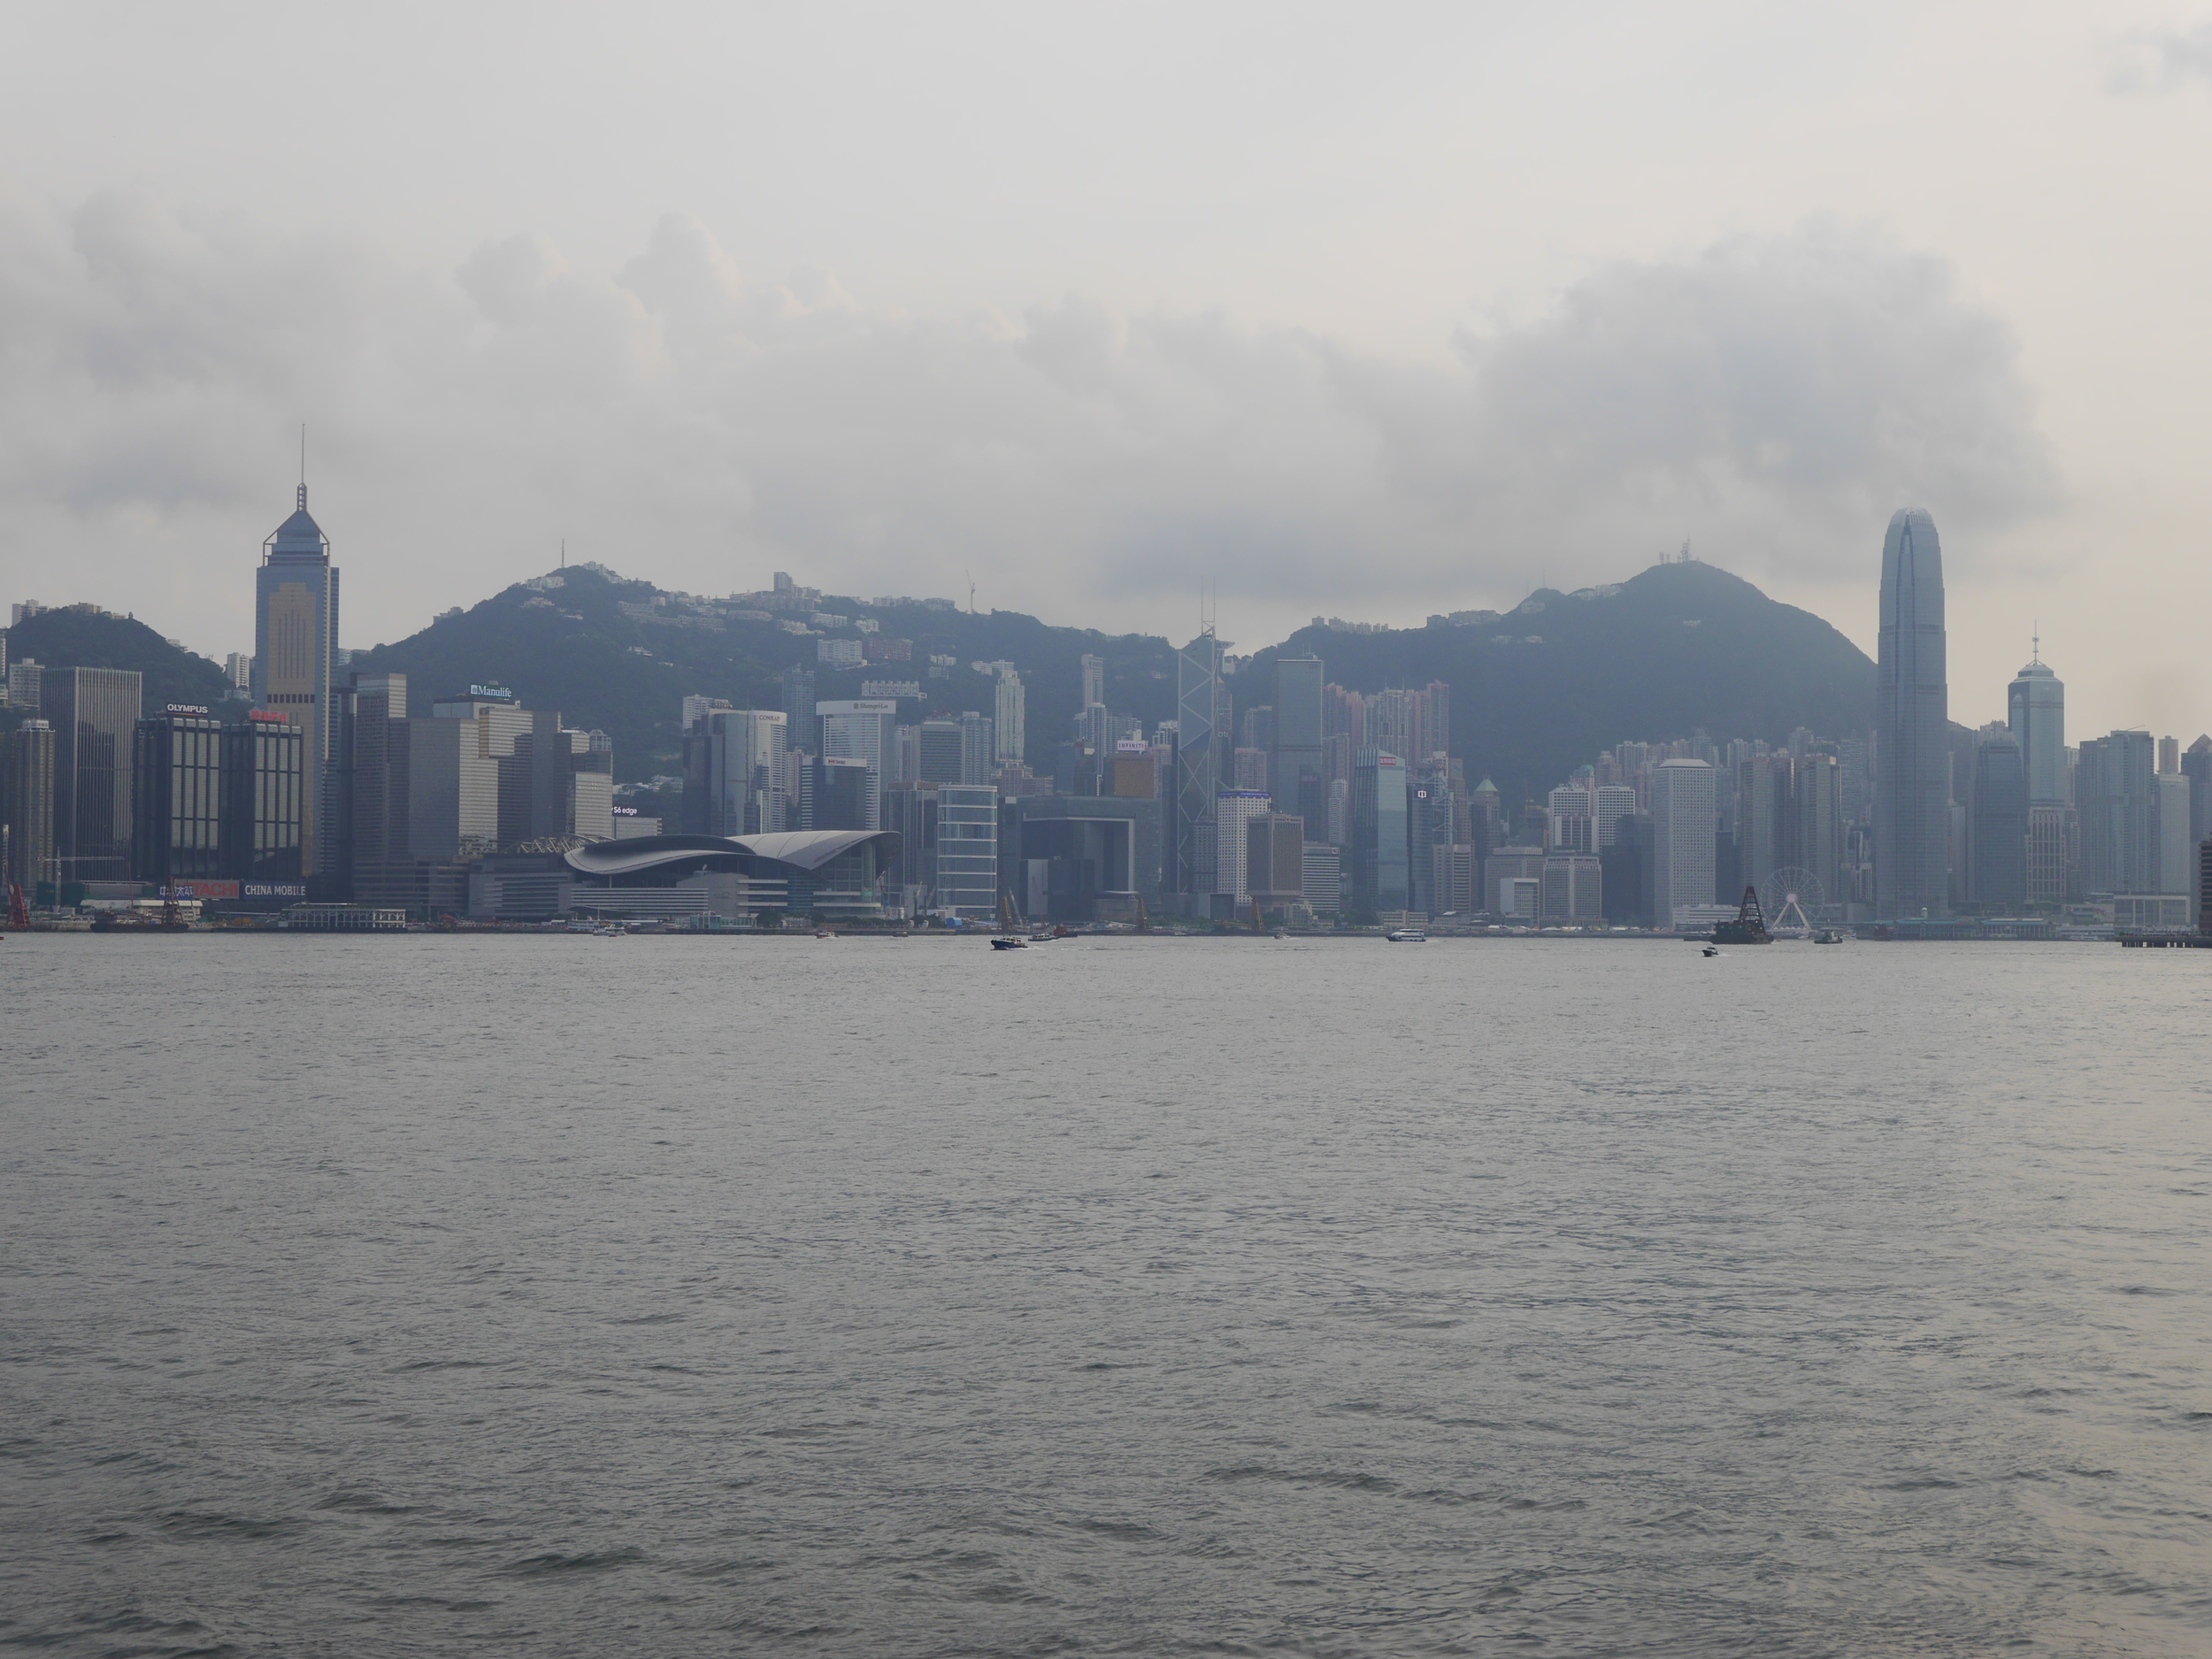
1339, 228, 2058, 581
2108, 21, 2212, 91
0, 197, 2057, 653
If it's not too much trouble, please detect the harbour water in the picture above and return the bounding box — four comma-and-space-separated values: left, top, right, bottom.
4, 935, 2210, 1655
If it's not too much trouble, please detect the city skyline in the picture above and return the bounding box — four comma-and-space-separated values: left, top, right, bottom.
7, 492, 2208, 933
8, 10, 2212, 740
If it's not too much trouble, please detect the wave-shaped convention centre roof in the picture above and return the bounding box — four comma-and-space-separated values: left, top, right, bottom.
564, 830, 900, 879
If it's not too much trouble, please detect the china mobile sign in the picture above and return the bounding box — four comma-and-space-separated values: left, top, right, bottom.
157, 882, 307, 900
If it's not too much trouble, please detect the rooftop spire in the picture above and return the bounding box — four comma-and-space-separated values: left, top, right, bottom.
298, 423, 307, 511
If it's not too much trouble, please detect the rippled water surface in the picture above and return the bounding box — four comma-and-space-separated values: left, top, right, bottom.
5, 934, 2212, 1656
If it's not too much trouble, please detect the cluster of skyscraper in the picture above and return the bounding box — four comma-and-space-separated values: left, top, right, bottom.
1869, 508, 2207, 926
11, 495, 2212, 933
1506, 509, 2211, 933
0, 486, 616, 919
0, 664, 312, 908
615, 629, 1462, 927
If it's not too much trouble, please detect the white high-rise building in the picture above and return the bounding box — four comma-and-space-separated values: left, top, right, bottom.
1547, 782, 1595, 854
704, 708, 787, 835
1213, 789, 1272, 902
1594, 784, 1637, 847
1078, 702, 1113, 757
683, 694, 733, 732
1651, 758, 1717, 926
817, 700, 898, 829
995, 669, 1025, 764
1079, 654, 1106, 709
957, 711, 995, 785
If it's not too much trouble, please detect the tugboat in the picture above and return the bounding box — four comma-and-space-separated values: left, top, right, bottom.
1709, 886, 1773, 947
1813, 928, 1842, 945
993, 891, 1028, 948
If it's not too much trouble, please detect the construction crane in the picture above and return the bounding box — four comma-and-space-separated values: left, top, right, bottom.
5, 883, 28, 930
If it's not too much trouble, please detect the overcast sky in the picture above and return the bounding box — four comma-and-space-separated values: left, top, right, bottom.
3, 1, 2210, 737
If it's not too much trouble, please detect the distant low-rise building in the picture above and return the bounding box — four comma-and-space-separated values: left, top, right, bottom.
2113, 893, 2193, 933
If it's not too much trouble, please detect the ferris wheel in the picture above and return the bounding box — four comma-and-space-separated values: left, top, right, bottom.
1760, 867, 1824, 934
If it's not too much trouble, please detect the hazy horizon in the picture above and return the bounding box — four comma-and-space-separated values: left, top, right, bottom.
6, 2, 2212, 737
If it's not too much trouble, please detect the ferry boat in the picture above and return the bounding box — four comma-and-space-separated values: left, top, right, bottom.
1386, 926, 1429, 942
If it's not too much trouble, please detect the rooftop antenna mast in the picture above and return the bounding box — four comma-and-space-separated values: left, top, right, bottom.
2032, 621, 2039, 665
297, 423, 307, 511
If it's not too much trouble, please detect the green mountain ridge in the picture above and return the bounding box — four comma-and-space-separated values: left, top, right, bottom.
1, 607, 232, 723
1255, 560, 1875, 803
345, 567, 1186, 783
5, 560, 1876, 805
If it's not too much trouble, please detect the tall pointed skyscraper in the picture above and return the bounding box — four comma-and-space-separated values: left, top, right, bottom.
253, 478, 340, 880
2007, 637, 2065, 806
1171, 629, 1223, 902
1875, 508, 1948, 918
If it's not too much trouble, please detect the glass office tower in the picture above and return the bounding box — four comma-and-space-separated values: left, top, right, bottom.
254, 484, 339, 877
42, 666, 143, 882
1876, 508, 1950, 918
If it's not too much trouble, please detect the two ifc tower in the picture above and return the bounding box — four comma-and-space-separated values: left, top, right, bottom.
1876, 508, 1948, 919
1876, 507, 2057, 920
